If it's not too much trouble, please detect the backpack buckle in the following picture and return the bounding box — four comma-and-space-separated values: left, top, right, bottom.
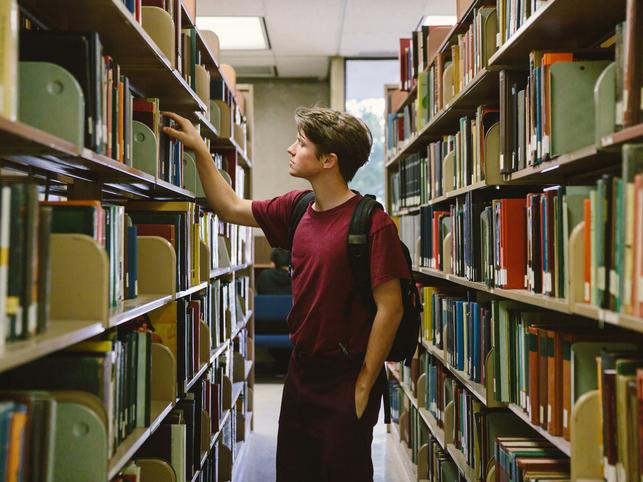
348, 234, 368, 245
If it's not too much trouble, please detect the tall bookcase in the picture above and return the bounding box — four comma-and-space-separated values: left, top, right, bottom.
0, 0, 255, 481
385, 0, 643, 481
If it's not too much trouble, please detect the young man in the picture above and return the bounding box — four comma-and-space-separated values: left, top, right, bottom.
162, 107, 410, 482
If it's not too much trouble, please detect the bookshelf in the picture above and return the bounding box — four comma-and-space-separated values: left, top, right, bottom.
0, 0, 256, 480
386, 0, 643, 480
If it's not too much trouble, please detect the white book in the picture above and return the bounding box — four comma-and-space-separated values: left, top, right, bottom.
0, 0, 18, 120
171, 424, 187, 482
0, 186, 10, 346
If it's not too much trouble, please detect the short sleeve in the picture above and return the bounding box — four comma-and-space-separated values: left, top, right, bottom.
251, 190, 308, 249
369, 221, 411, 290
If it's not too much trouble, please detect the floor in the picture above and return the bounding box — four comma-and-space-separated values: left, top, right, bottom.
239, 364, 411, 482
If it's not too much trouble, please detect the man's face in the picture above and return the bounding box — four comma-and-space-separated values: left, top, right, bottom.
287, 131, 323, 179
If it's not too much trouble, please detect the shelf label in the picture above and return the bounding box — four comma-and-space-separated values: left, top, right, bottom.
500, 269, 508, 286
597, 266, 606, 291
609, 270, 619, 297
544, 272, 552, 294
624, 283, 632, 305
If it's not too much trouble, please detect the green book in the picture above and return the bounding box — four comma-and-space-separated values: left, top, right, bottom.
49, 205, 100, 238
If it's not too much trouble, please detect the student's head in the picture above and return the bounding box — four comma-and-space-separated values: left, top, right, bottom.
270, 248, 290, 269
288, 107, 372, 184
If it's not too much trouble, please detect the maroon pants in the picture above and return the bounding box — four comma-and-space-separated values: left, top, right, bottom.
275, 348, 384, 482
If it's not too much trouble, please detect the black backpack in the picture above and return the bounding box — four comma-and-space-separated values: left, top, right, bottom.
287, 191, 422, 365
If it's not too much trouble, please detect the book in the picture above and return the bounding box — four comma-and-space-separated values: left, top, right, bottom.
0, 0, 18, 120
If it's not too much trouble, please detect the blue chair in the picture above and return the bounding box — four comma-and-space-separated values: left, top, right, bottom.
254, 295, 293, 349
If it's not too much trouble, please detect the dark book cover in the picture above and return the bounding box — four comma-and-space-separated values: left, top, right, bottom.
37, 206, 52, 334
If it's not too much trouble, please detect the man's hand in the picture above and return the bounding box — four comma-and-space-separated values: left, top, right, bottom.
354, 380, 370, 420
161, 111, 208, 155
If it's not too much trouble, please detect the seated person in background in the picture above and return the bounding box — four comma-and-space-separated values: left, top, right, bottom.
256, 248, 292, 295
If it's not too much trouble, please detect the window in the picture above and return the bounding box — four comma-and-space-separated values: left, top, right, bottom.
345, 59, 398, 205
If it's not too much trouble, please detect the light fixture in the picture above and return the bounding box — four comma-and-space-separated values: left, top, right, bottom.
195, 16, 270, 50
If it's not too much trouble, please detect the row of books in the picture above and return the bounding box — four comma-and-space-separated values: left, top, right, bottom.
0, 183, 51, 346
394, 354, 573, 481
390, 106, 501, 212
389, 8, 498, 157
18, 25, 192, 187
448, 7, 498, 97
493, 313, 643, 481
0, 321, 152, 458
136, 347, 239, 482
19, 29, 135, 159
408, 146, 643, 310
399, 26, 451, 92
392, 29, 643, 181
496, 0, 548, 48
424, 289, 493, 386
582, 156, 643, 316
0, 298, 250, 481
3, 20, 245, 187
0, 186, 249, 350
418, 285, 643, 481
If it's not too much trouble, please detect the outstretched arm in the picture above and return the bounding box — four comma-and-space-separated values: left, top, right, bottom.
162, 112, 259, 228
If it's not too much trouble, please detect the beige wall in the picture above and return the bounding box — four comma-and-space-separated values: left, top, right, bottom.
248, 79, 330, 201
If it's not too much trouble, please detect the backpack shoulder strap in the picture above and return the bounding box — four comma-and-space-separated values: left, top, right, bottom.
288, 190, 315, 249
347, 196, 383, 299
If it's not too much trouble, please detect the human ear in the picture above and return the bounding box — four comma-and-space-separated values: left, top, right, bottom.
322, 153, 338, 169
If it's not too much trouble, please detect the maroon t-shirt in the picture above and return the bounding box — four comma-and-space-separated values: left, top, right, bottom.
252, 190, 410, 356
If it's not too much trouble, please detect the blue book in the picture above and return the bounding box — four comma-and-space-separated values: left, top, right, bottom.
466, 302, 473, 376
472, 303, 481, 382
124, 0, 135, 15
0, 402, 15, 481
456, 301, 464, 370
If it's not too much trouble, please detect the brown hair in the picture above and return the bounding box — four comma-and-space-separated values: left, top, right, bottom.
294, 107, 372, 183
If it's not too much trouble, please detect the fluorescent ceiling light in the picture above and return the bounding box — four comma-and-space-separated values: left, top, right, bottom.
421, 15, 457, 26
195, 16, 269, 50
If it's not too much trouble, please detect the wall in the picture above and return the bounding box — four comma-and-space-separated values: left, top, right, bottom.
246, 79, 330, 202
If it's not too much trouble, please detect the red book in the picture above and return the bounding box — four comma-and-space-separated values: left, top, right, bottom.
135, 224, 176, 251
538, 327, 550, 428
133, 98, 156, 133
399, 38, 412, 91
500, 198, 527, 289
432, 211, 449, 269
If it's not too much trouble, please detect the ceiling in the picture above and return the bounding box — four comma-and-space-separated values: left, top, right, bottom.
197, 0, 456, 79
